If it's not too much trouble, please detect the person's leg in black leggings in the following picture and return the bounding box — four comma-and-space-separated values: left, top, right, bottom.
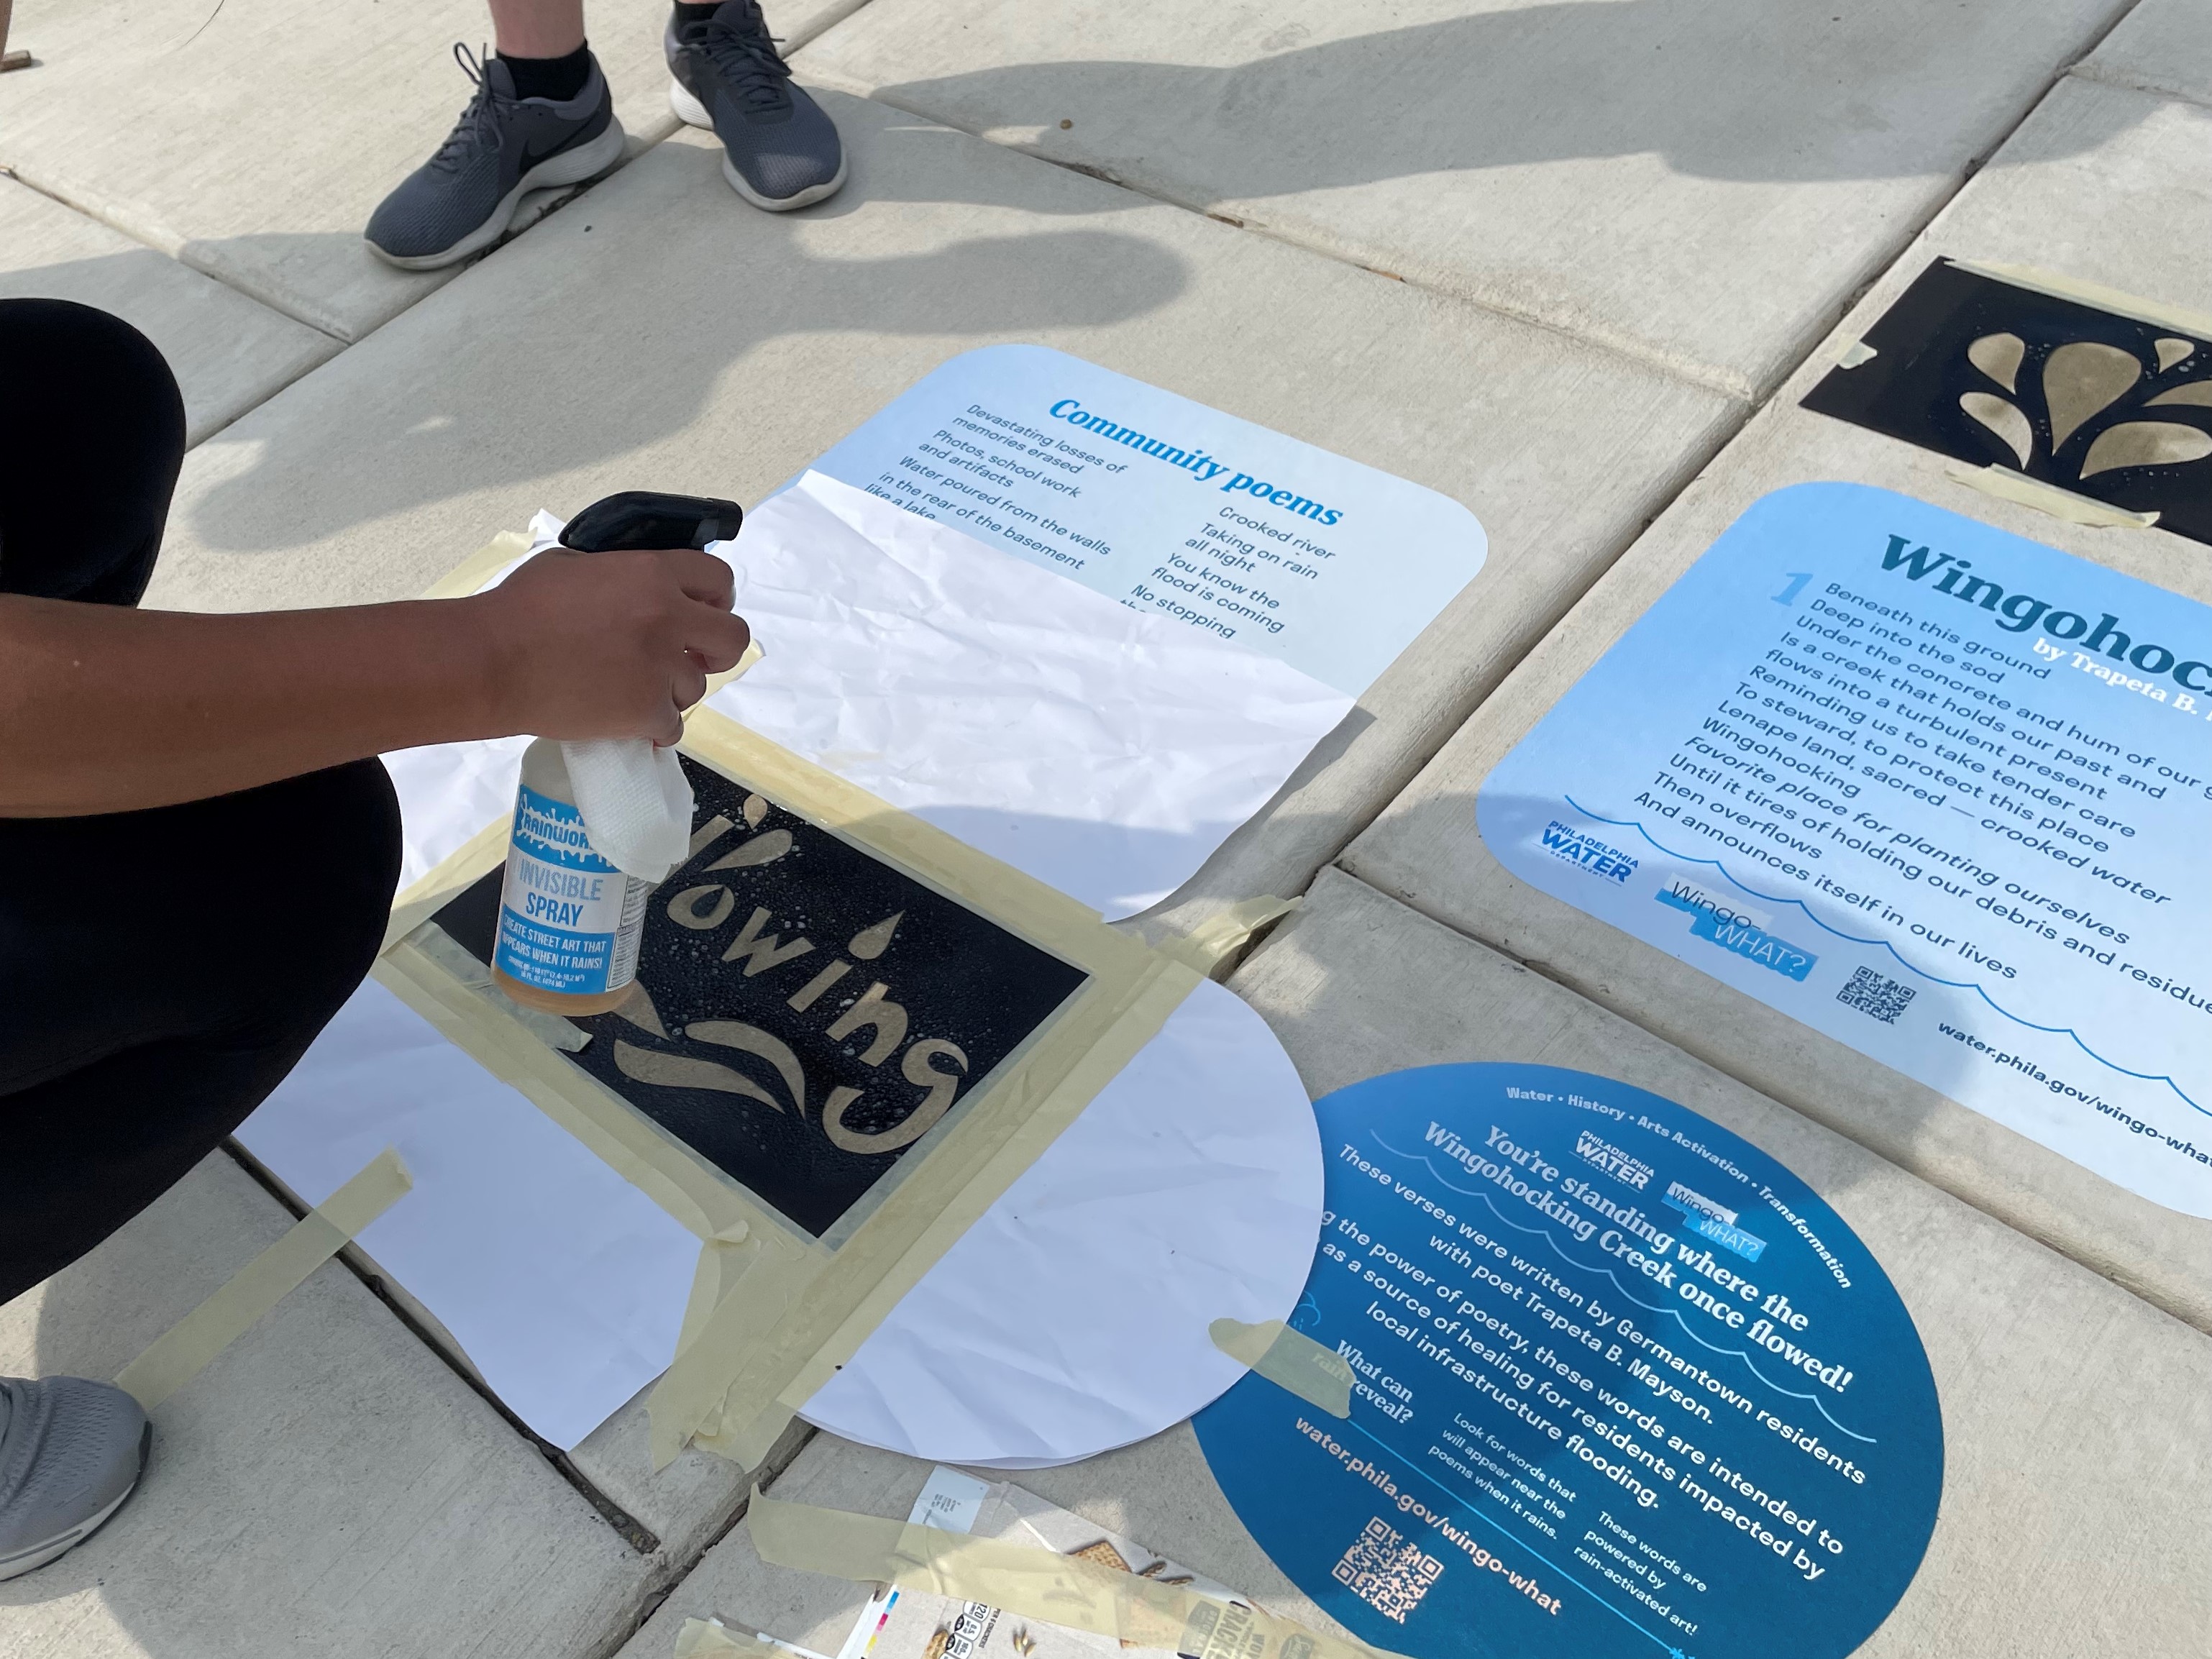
0, 297, 184, 604
0, 300, 402, 1304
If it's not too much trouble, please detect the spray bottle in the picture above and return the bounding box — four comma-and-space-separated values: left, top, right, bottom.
488, 490, 744, 1017
491, 739, 657, 1013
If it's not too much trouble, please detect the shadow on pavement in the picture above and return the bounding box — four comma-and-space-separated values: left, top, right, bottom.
857, 0, 2142, 197
176, 119, 1190, 555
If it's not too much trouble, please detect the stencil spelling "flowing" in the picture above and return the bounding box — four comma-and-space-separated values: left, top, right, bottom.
431, 757, 1089, 1236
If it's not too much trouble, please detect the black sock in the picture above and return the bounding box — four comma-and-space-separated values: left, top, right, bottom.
499, 41, 592, 101
672, 2, 721, 27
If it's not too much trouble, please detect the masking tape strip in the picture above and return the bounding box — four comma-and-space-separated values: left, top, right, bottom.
746, 1489, 1405, 1659
1952, 258, 2212, 347
1210, 1317, 1353, 1418
367, 592, 1303, 1468
410, 923, 592, 1052
114, 1148, 412, 1409
1835, 339, 1878, 370
1158, 895, 1299, 977
708, 641, 767, 700
649, 709, 1218, 1466
761, 952, 1207, 1435
661, 946, 1205, 1469
374, 935, 751, 1245
1946, 463, 2162, 530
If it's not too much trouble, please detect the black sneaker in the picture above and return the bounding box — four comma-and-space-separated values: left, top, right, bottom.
366, 44, 626, 270
665, 1, 846, 211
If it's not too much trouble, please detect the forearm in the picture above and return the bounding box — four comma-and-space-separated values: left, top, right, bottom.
0, 595, 505, 815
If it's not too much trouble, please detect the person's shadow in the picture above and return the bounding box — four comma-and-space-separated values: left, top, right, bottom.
836, 0, 2146, 396
155, 105, 1190, 567
53, 0, 2149, 561
856, 0, 2136, 198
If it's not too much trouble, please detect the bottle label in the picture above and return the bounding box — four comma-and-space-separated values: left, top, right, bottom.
495, 783, 649, 997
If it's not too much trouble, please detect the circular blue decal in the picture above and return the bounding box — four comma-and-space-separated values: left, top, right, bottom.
1194, 1065, 1940, 1659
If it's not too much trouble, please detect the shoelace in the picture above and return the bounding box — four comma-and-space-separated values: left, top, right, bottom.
429, 42, 506, 173
694, 9, 794, 114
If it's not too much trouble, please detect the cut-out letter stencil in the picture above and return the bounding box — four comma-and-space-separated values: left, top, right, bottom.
434, 755, 1088, 1238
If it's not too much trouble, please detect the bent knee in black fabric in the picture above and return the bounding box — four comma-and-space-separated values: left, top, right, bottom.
0, 759, 401, 1091
0, 298, 186, 605
0, 303, 397, 1300
0, 760, 401, 1301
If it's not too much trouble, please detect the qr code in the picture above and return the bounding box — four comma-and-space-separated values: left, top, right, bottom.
1330, 1519, 1443, 1624
1837, 965, 1915, 1024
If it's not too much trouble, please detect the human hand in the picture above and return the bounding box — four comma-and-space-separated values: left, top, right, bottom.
474, 547, 751, 745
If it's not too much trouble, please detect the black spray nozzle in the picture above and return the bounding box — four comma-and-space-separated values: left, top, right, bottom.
559, 490, 744, 554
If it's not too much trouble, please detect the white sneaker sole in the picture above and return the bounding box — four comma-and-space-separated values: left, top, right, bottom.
667, 78, 848, 212
367, 116, 629, 272
0, 1433, 147, 1583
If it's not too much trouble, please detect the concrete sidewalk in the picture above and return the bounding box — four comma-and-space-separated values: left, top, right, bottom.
1346, 33, 2212, 1334
4, 3, 2206, 1656
619, 869, 2212, 1659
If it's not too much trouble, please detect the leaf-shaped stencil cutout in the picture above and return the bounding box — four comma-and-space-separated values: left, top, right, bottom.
741, 793, 769, 828
1967, 332, 2025, 393
1960, 392, 2032, 467
2080, 421, 2212, 478
2045, 341, 2142, 449
847, 912, 903, 961
684, 814, 733, 861
686, 1020, 808, 1111
707, 828, 792, 870
2147, 381, 2212, 409
2156, 337, 2196, 373
613, 979, 667, 1038
614, 1039, 784, 1110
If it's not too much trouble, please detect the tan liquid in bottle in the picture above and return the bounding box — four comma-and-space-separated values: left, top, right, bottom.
490, 739, 652, 1015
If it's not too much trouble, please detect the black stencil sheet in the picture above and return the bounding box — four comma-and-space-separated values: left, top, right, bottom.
434, 756, 1088, 1237
1802, 260, 2212, 545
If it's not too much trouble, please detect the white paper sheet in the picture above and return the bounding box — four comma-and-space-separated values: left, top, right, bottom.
242, 974, 1319, 1458
237, 977, 700, 1450
265, 479, 1343, 1455
798, 977, 1322, 1466
705, 472, 1356, 918
384, 733, 531, 892
388, 483, 1353, 918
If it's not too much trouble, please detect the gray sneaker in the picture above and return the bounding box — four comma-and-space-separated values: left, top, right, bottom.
366, 44, 627, 270
665, 1, 846, 211
0, 1376, 150, 1581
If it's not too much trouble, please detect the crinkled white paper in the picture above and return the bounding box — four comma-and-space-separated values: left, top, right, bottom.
244, 972, 1320, 1461
705, 472, 1355, 918
801, 977, 1322, 1466
255, 480, 1340, 1455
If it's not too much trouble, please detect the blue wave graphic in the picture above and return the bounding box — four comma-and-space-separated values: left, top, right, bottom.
1561, 793, 2211, 1122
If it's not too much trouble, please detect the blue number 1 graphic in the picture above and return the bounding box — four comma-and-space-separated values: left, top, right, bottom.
1772, 572, 1812, 606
